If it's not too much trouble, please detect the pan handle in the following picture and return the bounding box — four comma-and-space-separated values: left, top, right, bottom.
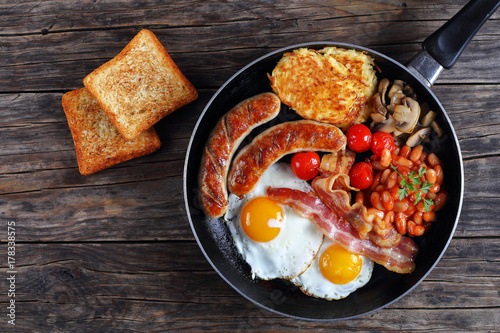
407, 0, 500, 87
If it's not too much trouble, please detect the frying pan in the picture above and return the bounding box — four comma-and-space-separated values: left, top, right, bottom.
184, 0, 499, 320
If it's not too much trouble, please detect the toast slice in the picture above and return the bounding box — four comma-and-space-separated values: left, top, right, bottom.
62, 87, 162, 175
83, 29, 198, 140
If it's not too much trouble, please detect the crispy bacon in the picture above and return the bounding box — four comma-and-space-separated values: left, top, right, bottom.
312, 175, 402, 248
319, 149, 355, 177
267, 187, 418, 274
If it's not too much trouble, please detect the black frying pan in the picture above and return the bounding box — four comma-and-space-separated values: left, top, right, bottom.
183, 0, 499, 320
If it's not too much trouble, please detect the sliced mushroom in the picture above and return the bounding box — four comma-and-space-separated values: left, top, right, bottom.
406, 127, 431, 147
388, 80, 404, 100
387, 91, 405, 113
420, 110, 437, 127
393, 97, 420, 133
371, 115, 397, 133
378, 78, 390, 105
403, 84, 416, 99
372, 93, 388, 116
431, 120, 443, 137
370, 112, 386, 123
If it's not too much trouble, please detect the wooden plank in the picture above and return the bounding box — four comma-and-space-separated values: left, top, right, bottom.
0, 240, 497, 331
0, 3, 499, 92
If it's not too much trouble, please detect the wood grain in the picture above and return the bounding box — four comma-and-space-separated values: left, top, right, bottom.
0, 0, 498, 331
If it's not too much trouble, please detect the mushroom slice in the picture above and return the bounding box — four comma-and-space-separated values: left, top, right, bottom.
420, 110, 437, 127
371, 115, 397, 133
406, 127, 431, 147
370, 112, 386, 123
378, 78, 390, 105
393, 97, 420, 133
431, 120, 443, 137
372, 93, 388, 116
388, 91, 405, 113
388, 81, 403, 99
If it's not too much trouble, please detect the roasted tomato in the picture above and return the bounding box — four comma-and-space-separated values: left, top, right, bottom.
371, 131, 395, 157
346, 124, 372, 153
291, 151, 321, 180
349, 161, 373, 190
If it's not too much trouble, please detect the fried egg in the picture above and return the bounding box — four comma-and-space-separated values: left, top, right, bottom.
291, 237, 374, 300
224, 162, 324, 280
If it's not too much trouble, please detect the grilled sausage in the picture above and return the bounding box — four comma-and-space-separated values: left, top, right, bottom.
228, 120, 346, 197
198, 92, 281, 218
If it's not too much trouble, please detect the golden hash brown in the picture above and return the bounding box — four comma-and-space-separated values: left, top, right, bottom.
268, 47, 378, 128
62, 88, 161, 175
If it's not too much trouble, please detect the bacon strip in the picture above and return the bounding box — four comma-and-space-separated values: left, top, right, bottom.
319, 149, 355, 177
312, 175, 402, 248
267, 187, 418, 274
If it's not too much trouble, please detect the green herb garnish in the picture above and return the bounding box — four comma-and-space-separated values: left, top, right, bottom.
390, 164, 433, 212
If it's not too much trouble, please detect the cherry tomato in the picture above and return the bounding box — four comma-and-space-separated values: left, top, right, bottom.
371, 131, 395, 157
291, 151, 321, 180
349, 161, 373, 190
346, 124, 372, 153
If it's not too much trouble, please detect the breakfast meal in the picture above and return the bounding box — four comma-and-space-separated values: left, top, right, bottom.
62, 88, 161, 175
84, 29, 198, 140
63, 29, 197, 175
198, 46, 448, 300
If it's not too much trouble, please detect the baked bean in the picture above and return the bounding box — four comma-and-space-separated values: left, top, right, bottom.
370, 192, 385, 211
367, 208, 384, 219
427, 152, 441, 167
429, 183, 440, 193
434, 165, 444, 185
425, 168, 437, 184
355, 191, 364, 205
395, 212, 407, 235
413, 211, 423, 225
399, 145, 411, 159
387, 171, 398, 189
393, 198, 410, 212
398, 165, 411, 177
370, 172, 382, 191
384, 211, 395, 225
427, 192, 437, 200
380, 168, 391, 184
375, 184, 386, 192
381, 191, 394, 211
419, 151, 428, 163
433, 192, 448, 211
389, 186, 400, 200
380, 148, 392, 168
423, 211, 437, 222
410, 145, 424, 162
407, 220, 425, 236
393, 155, 413, 168
372, 161, 386, 171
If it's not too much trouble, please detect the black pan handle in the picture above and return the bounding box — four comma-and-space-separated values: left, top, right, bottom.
423, 0, 500, 69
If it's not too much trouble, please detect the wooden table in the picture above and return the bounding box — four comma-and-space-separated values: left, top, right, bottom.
1, 0, 499, 331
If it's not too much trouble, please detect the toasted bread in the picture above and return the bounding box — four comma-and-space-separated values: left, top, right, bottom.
83, 29, 198, 139
62, 87, 162, 175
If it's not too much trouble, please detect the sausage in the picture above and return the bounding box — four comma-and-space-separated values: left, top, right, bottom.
228, 120, 346, 197
198, 92, 281, 218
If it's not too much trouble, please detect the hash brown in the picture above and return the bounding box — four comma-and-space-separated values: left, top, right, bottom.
268, 47, 378, 128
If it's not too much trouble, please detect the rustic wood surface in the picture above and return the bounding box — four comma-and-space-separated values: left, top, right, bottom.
0, 0, 499, 331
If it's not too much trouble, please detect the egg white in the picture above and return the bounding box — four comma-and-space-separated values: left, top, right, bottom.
291, 237, 374, 300
224, 162, 324, 280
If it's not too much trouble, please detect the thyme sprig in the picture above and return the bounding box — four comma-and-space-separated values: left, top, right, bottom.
390, 164, 433, 212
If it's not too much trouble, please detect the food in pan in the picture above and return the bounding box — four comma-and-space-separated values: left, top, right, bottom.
198, 92, 281, 218
268, 47, 377, 129
62, 88, 161, 175
290, 237, 373, 300
197, 46, 448, 300
84, 29, 198, 140
224, 163, 324, 280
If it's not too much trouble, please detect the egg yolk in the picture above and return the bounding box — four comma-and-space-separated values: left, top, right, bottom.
241, 196, 283, 243
319, 244, 362, 285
